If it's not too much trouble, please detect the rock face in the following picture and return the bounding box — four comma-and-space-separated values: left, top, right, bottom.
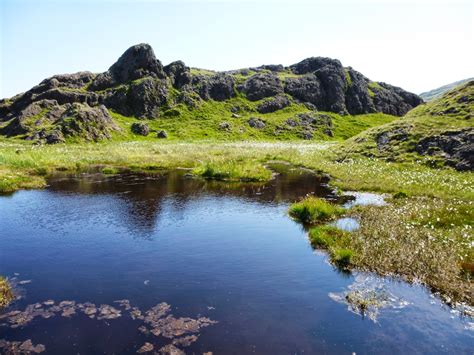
0, 43, 423, 143
414, 129, 474, 171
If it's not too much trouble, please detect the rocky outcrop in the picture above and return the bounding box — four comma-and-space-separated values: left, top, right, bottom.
239, 73, 283, 101
414, 129, 474, 171
192, 73, 235, 101
89, 43, 165, 90
0, 43, 424, 143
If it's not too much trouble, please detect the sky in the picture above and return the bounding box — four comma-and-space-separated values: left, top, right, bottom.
1, 0, 473, 98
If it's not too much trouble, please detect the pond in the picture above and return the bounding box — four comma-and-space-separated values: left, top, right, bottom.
0, 167, 472, 354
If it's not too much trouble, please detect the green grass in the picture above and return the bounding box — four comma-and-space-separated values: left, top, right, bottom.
289, 196, 345, 224
0, 276, 14, 309
340, 81, 473, 168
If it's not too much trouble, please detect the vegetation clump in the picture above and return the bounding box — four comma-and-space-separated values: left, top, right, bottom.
289, 196, 344, 224
309, 225, 355, 269
0, 277, 14, 309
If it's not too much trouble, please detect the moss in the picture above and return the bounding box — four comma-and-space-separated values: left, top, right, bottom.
344, 69, 353, 87
289, 197, 345, 224
0, 277, 14, 309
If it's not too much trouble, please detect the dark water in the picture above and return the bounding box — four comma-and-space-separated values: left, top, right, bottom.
0, 167, 472, 354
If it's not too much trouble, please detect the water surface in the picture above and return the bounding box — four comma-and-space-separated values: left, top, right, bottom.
0, 169, 472, 354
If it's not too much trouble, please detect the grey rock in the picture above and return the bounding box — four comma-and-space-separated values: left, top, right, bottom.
90, 43, 165, 90
164, 61, 192, 88
256, 95, 290, 113
239, 73, 283, 101
414, 129, 474, 171
131, 122, 150, 136
248, 117, 265, 129
157, 130, 168, 138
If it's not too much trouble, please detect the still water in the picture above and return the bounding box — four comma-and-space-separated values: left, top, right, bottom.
0, 167, 472, 354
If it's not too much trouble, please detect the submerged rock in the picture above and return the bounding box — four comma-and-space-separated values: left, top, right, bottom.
137, 342, 154, 353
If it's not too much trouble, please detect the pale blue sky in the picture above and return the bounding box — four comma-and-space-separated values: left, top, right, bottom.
1, 0, 473, 98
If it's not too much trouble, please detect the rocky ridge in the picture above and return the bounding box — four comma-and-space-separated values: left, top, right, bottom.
0, 43, 422, 143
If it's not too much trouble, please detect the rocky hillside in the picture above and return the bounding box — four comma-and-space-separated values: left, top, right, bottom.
420, 78, 474, 102
0, 43, 422, 143
340, 80, 474, 171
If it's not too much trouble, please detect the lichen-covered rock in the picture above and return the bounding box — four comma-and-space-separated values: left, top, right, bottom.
344, 68, 376, 114
103, 77, 168, 118
284, 74, 323, 107
414, 129, 474, 171
248, 117, 265, 129
256, 95, 290, 113
239, 73, 283, 101
164, 61, 192, 89
131, 122, 150, 136
89, 43, 165, 90
157, 130, 168, 138
290, 57, 343, 74
194, 73, 235, 101
372, 82, 423, 116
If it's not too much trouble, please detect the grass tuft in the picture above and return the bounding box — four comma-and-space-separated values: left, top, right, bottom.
0, 277, 14, 309
289, 196, 344, 224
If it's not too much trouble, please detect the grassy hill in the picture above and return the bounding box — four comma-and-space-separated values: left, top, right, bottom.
420, 78, 474, 101
339, 80, 473, 170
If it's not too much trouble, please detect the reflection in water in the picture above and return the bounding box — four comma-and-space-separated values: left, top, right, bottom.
0, 168, 473, 354
46, 166, 337, 237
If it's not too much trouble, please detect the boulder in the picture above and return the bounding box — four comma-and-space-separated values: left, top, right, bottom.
157, 130, 168, 138
248, 117, 265, 129
131, 122, 150, 136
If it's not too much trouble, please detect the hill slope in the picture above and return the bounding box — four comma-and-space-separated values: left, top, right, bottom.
0, 43, 421, 144
340, 80, 474, 171
420, 78, 474, 101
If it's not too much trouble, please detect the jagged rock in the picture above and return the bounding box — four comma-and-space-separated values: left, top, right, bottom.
239, 73, 283, 101
131, 122, 150, 136
372, 82, 423, 116
376, 127, 409, 151
157, 130, 168, 138
103, 77, 168, 118
254, 64, 285, 72
284, 74, 323, 107
414, 129, 474, 171
194, 73, 235, 101
344, 68, 376, 114
164, 61, 192, 88
248, 117, 265, 129
90, 43, 165, 90
290, 57, 343, 74
256, 95, 290, 113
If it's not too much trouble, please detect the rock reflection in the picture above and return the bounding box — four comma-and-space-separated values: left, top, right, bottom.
45, 167, 338, 238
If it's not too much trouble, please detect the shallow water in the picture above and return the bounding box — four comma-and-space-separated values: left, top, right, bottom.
0, 169, 472, 354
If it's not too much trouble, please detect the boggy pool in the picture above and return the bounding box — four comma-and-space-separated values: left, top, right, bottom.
0, 167, 472, 354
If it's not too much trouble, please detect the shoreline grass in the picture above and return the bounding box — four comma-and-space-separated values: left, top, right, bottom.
0, 277, 14, 309
0, 139, 472, 305
289, 197, 345, 224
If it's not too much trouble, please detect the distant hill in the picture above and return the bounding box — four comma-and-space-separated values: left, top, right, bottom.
340, 80, 474, 171
0, 43, 421, 144
420, 78, 474, 102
